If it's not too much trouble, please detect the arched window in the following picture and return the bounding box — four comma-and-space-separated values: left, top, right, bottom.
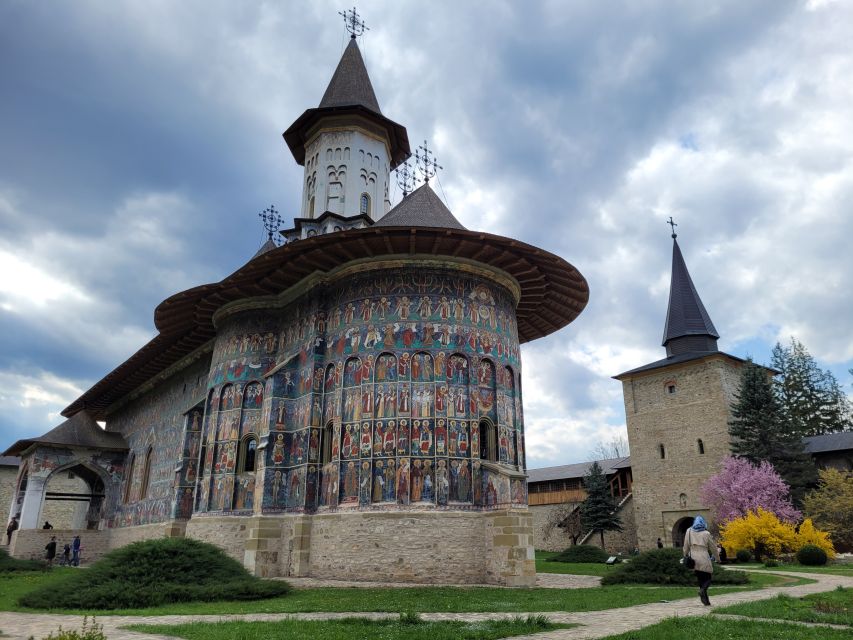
659, 443, 666, 460
321, 422, 334, 465
139, 447, 154, 500
360, 193, 371, 216
123, 454, 136, 504
239, 436, 258, 473
309, 196, 315, 218
697, 439, 705, 455
479, 419, 498, 462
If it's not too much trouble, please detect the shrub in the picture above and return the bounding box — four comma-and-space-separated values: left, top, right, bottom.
721, 508, 797, 561
735, 549, 751, 563
797, 544, 828, 566
600, 548, 748, 586
763, 559, 779, 567
0, 548, 45, 573
550, 544, 610, 563
18, 538, 290, 610
795, 519, 835, 559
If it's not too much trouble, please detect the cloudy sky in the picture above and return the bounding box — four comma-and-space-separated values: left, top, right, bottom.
1, 0, 851, 468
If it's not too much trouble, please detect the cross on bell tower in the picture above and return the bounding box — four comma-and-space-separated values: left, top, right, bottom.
259, 205, 283, 244
395, 159, 416, 197
667, 216, 678, 239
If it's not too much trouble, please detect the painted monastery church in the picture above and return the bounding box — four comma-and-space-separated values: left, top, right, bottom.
3, 28, 589, 585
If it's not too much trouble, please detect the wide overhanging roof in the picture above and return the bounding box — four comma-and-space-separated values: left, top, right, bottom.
64, 225, 588, 419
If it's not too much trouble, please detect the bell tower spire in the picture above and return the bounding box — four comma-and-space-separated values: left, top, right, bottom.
283, 9, 410, 222
661, 224, 720, 356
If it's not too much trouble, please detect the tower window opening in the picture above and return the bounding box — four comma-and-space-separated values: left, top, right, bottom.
659, 443, 666, 459
666, 382, 677, 395
309, 196, 315, 218
697, 439, 705, 455
123, 454, 136, 504
360, 193, 371, 216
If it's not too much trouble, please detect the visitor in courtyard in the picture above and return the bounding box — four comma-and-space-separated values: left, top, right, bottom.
71, 535, 81, 566
5, 515, 18, 545
656, 537, 663, 549
42, 521, 53, 530
682, 515, 720, 606
44, 536, 57, 567
60, 542, 71, 566
718, 544, 728, 564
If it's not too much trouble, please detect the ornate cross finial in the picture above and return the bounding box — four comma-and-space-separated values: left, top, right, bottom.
259, 205, 282, 242
339, 6, 369, 39
414, 140, 442, 184
395, 159, 416, 197
667, 216, 678, 239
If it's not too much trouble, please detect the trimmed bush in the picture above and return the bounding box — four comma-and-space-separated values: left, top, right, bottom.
797, 544, 828, 566
600, 548, 749, 586
735, 549, 751, 563
549, 544, 610, 563
0, 548, 46, 573
763, 559, 779, 567
18, 538, 290, 610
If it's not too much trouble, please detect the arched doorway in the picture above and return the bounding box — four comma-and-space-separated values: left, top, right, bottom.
42, 463, 109, 530
672, 516, 694, 548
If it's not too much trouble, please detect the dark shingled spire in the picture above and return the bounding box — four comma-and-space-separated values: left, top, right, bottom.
319, 38, 381, 114
374, 183, 466, 230
662, 237, 719, 356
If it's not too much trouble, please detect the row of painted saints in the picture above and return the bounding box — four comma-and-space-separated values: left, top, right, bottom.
214, 280, 517, 360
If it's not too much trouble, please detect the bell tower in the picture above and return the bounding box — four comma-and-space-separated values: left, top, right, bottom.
283, 11, 410, 221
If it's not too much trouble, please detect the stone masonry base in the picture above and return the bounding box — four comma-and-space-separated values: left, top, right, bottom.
8, 509, 536, 586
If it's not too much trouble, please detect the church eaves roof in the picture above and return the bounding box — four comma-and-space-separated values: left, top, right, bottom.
3, 410, 127, 456
373, 183, 467, 230
319, 38, 382, 113
612, 350, 749, 379
63, 222, 589, 419
662, 238, 719, 349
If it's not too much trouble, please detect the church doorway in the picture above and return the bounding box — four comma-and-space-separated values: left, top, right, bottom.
42, 464, 107, 530
672, 516, 694, 548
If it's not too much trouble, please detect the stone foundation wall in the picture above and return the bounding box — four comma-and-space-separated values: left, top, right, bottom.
1, 465, 18, 529
308, 510, 486, 583
107, 521, 172, 548
484, 509, 536, 586
185, 515, 250, 562
10, 529, 110, 563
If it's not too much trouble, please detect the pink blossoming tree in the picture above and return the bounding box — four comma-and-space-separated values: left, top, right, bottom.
700, 455, 802, 525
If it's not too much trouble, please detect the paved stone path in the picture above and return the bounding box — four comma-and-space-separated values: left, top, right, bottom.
0, 570, 849, 640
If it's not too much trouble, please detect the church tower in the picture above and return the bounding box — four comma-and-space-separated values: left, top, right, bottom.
614, 229, 748, 549
283, 34, 409, 222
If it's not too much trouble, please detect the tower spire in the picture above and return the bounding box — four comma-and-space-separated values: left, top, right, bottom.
662, 233, 720, 356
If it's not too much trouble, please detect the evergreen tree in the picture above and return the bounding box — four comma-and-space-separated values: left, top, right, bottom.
579, 461, 622, 550
728, 361, 817, 506
772, 338, 852, 436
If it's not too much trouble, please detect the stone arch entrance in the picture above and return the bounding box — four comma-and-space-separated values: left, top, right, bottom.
672, 516, 694, 548
42, 462, 109, 530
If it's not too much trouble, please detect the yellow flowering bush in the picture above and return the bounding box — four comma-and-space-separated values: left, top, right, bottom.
720, 508, 835, 561
720, 508, 797, 560
795, 518, 835, 559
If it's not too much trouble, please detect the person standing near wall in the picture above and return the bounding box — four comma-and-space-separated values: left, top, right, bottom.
44, 536, 57, 567
71, 535, 81, 566
5, 516, 18, 545
683, 515, 720, 605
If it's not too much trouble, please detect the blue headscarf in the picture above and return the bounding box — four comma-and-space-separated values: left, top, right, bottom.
691, 515, 707, 532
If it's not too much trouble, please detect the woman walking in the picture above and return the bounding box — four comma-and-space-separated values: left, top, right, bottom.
683, 515, 720, 605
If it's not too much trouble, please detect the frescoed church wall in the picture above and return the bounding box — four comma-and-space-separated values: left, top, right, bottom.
107, 356, 210, 527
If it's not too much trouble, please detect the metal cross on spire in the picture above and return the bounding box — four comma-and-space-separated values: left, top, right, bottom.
414, 140, 442, 184
395, 159, 416, 197
339, 6, 369, 39
667, 216, 678, 239
259, 205, 283, 242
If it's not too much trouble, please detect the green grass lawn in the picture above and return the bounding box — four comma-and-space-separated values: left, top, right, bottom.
0, 569, 801, 616
598, 615, 853, 639
735, 562, 853, 576
126, 615, 572, 640
535, 551, 615, 576
716, 587, 853, 627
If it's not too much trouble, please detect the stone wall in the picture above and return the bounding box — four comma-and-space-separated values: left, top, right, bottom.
10, 529, 109, 563
530, 502, 580, 551
621, 355, 743, 549
1, 465, 17, 531
41, 473, 90, 529
307, 510, 486, 583
484, 509, 536, 586
583, 495, 638, 554
185, 515, 251, 562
